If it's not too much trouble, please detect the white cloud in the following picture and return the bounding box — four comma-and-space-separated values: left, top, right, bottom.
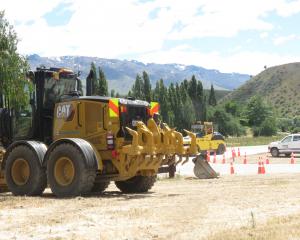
0, 0, 64, 22
275, 0, 300, 17
1, 0, 300, 73
260, 32, 269, 39
273, 34, 298, 45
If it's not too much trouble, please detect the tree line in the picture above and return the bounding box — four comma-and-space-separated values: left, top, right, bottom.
86, 63, 280, 137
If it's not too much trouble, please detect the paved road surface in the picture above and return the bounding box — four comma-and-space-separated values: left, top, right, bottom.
175, 145, 300, 176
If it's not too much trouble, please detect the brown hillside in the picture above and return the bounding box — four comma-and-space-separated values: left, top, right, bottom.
224, 62, 300, 116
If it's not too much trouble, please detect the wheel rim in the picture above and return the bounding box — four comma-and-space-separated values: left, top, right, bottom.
11, 158, 30, 186
54, 157, 75, 186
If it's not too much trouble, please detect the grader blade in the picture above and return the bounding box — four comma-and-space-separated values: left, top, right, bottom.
192, 154, 219, 179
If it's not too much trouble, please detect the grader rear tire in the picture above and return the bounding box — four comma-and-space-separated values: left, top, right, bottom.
91, 181, 110, 193
47, 143, 96, 197
115, 176, 156, 193
5, 145, 47, 196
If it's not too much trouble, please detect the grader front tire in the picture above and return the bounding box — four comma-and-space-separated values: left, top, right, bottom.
47, 143, 96, 197
115, 176, 156, 193
5, 145, 47, 196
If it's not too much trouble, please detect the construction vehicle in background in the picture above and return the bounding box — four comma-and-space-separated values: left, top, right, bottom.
184, 121, 226, 155
0, 67, 218, 197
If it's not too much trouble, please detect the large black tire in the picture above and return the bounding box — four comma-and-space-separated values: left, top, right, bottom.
5, 145, 47, 196
115, 175, 156, 193
47, 143, 96, 197
91, 181, 110, 193
216, 143, 226, 155
271, 147, 279, 157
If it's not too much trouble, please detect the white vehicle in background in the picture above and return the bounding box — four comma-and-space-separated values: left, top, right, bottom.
268, 134, 300, 157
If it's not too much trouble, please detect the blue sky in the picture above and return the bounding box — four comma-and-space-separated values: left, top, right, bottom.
1, 0, 300, 74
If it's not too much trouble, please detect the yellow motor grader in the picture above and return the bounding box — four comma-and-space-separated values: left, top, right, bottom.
0, 67, 217, 197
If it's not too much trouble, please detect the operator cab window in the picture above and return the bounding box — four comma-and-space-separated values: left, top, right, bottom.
43, 75, 77, 109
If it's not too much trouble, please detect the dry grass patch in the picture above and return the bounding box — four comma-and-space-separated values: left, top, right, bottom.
206, 213, 300, 240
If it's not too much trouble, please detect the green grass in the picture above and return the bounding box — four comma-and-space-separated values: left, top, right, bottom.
225, 133, 287, 147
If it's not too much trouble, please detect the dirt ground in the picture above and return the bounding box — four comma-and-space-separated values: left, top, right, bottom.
1, 173, 300, 240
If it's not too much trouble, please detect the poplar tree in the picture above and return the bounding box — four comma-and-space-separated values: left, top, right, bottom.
0, 11, 29, 108
132, 74, 143, 99
86, 62, 97, 95
142, 71, 151, 102
98, 67, 108, 96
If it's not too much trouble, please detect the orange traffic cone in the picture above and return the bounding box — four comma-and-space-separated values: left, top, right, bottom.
265, 156, 270, 164
243, 152, 247, 164
230, 161, 235, 174
206, 150, 210, 162
238, 148, 241, 157
258, 161, 262, 174
213, 152, 217, 163
261, 162, 266, 174
222, 154, 226, 164
291, 152, 295, 164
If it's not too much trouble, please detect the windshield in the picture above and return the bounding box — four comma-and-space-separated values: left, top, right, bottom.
120, 104, 149, 139
43, 76, 77, 109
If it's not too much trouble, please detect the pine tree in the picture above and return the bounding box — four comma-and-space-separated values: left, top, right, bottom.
208, 84, 217, 106
142, 71, 151, 102
98, 67, 108, 96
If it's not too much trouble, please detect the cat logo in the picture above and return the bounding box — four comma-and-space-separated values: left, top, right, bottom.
56, 103, 73, 120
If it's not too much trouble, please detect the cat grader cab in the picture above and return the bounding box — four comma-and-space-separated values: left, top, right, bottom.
0, 67, 217, 197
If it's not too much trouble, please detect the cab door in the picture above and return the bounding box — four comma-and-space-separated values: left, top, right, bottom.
288, 135, 300, 153
279, 135, 292, 153
12, 83, 34, 140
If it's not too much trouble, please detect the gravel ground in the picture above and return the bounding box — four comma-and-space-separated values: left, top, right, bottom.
0, 173, 300, 240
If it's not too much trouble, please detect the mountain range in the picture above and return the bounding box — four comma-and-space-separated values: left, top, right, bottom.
27, 54, 250, 94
